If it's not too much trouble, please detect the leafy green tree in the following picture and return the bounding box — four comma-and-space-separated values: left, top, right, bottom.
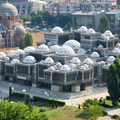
0, 100, 49, 120
18, 35, 25, 49
107, 64, 119, 106
31, 15, 43, 25
24, 32, 33, 47
100, 15, 110, 33
21, 15, 31, 22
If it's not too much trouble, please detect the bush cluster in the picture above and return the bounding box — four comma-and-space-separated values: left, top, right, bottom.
12, 92, 25, 98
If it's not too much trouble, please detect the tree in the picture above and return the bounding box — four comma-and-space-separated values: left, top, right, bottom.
100, 15, 110, 33
18, 35, 25, 49
0, 100, 49, 120
24, 32, 33, 47
107, 64, 119, 106
83, 99, 103, 120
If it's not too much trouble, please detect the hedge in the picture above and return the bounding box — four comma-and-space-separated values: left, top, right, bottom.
12, 92, 25, 98
33, 96, 65, 106
111, 115, 119, 119
26, 94, 30, 98
106, 96, 110, 100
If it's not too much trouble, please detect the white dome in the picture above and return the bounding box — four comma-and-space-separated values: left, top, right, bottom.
14, 49, 24, 57
24, 46, 36, 54
7, 50, 15, 56
83, 58, 93, 64
107, 56, 115, 62
23, 56, 36, 64
98, 45, 103, 48
104, 30, 113, 37
11, 59, 19, 65
68, 63, 76, 68
51, 26, 63, 34
39, 60, 44, 63
0, 52, 6, 59
70, 57, 81, 64
112, 48, 120, 54
86, 28, 96, 34
60, 65, 70, 71
56, 46, 75, 56
103, 36, 109, 40
56, 62, 62, 67
4, 57, 10, 62
77, 48, 86, 54
116, 43, 120, 48
48, 66, 55, 71
47, 42, 52, 46
104, 63, 111, 67
63, 40, 80, 50
44, 57, 54, 64
79, 65, 86, 70
101, 34, 105, 38
90, 52, 100, 58
37, 44, 49, 52
50, 45, 60, 51
78, 26, 87, 32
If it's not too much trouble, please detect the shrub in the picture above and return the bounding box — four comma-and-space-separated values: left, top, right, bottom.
111, 115, 119, 119
102, 110, 108, 116
33, 96, 48, 102
39, 108, 46, 112
106, 96, 110, 100
12, 92, 25, 98
9, 86, 12, 97
26, 94, 30, 98
99, 98, 102, 103
25, 98, 30, 104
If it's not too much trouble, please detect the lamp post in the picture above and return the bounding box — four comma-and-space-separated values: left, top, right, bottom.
56, 18, 59, 26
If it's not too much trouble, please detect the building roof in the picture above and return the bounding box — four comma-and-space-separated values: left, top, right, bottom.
0, 3, 18, 16
72, 10, 105, 16
106, 10, 120, 14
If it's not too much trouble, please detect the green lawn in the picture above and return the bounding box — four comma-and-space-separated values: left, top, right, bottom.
6, 96, 89, 120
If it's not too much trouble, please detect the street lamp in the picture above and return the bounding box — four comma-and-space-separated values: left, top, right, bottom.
56, 18, 59, 26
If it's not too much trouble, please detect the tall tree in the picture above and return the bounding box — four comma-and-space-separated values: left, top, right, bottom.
107, 64, 119, 106
100, 15, 110, 33
24, 32, 33, 47
18, 35, 25, 49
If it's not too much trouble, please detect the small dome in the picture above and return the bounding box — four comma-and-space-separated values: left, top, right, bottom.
104, 63, 111, 67
23, 56, 36, 64
51, 26, 63, 33
15, 26, 26, 35
68, 63, 76, 68
0, 3, 18, 16
56, 62, 62, 67
78, 26, 87, 32
0, 52, 6, 59
7, 50, 15, 56
47, 42, 52, 46
77, 48, 86, 54
60, 65, 70, 71
90, 52, 100, 58
56, 46, 75, 56
12, 23, 23, 30
11, 59, 19, 65
63, 40, 80, 50
14, 49, 24, 57
98, 45, 103, 48
107, 56, 115, 62
79, 65, 86, 70
112, 48, 120, 54
116, 43, 120, 48
37, 44, 49, 52
70, 57, 81, 64
4, 57, 10, 62
44, 57, 54, 64
41, 40, 47, 44
86, 28, 96, 34
48, 66, 55, 71
24, 46, 36, 54
101, 34, 105, 38
103, 36, 109, 40
83, 58, 93, 64
104, 30, 113, 37
50, 45, 60, 51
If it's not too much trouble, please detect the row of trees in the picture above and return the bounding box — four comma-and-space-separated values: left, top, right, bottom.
107, 58, 120, 106
18, 32, 33, 49
21, 11, 72, 29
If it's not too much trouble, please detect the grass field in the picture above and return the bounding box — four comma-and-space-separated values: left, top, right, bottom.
7, 96, 88, 120
0, 31, 44, 54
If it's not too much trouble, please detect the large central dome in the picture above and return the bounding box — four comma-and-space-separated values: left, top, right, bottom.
0, 3, 18, 16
